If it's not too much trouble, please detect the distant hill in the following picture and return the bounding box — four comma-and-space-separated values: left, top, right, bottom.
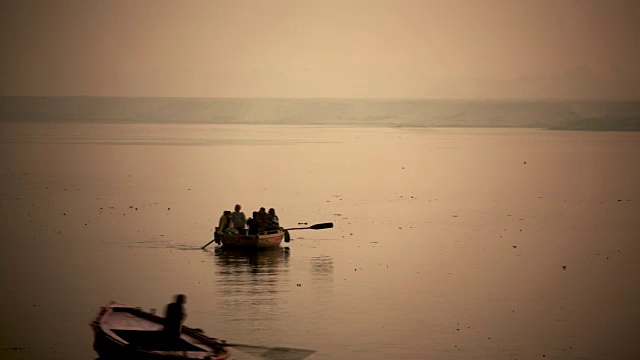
2, 96, 640, 131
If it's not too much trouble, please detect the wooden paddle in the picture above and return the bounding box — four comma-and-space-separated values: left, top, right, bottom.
284, 222, 333, 231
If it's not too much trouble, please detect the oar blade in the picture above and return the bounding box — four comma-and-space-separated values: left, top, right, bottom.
226, 343, 317, 360
261, 347, 317, 360
309, 222, 333, 230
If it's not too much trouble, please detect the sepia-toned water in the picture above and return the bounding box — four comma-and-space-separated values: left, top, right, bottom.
1, 124, 639, 360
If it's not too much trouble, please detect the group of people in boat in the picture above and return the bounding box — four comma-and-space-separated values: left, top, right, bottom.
217, 204, 280, 235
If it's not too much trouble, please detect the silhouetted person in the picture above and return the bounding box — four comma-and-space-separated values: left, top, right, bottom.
267, 208, 280, 231
163, 294, 186, 339
218, 211, 238, 234
247, 211, 260, 235
257, 207, 268, 231
230, 204, 247, 233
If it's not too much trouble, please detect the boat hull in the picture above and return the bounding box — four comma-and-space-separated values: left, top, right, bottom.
220, 231, 284, 249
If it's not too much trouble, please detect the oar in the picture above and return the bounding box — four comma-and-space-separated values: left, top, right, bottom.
205, 339, 316, 360
284, 222, 333, 231
201, 238, 216, 250
222, 342, 316, 359
201, 232, 221, 249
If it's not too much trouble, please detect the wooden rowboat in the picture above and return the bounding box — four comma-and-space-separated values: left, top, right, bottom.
201, 223, 332, 250
91, 302, 230, 360
217, 230, 288, 249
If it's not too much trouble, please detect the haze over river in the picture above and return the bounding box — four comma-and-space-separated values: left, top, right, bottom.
1, 124, 639, 360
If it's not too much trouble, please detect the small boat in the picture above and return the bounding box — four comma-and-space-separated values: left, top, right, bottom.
217, 230, 288, 249
201, 222, 332, 250
91, 302, 230, 360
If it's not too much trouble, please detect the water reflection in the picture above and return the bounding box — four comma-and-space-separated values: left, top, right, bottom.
310, 255, 334, 279
307, 255, 335, 309
213, 247, 291, 271
210, 247, 291, 304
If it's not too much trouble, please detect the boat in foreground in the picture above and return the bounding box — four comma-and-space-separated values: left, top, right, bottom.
91, 302, 229, 360
217, 230, 288, 249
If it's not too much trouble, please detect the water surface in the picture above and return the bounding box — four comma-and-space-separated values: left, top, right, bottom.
1, 124, 639, 359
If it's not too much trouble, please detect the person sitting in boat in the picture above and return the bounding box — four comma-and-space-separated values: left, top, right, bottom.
266, 208, 280, 231
218, 210, 238, 235
230, 204, 247, 234
247, 211, 260, 235
217, 210, 230, 233
257, 207, 268, 230
163, 294, 186, 339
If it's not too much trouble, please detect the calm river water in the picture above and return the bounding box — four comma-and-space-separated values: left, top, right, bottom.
1, 124, 639, 360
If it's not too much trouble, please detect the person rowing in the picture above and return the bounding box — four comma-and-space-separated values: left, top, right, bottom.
217, 210, 238, 235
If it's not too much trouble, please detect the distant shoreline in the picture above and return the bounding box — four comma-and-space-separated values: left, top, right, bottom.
2, 96, 639, 131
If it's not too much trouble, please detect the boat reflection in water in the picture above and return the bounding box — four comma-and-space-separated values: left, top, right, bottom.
213, 246, 290, 270
211, 247, 291, 304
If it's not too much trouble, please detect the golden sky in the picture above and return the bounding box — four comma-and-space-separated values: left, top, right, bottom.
2, 0, 639, 98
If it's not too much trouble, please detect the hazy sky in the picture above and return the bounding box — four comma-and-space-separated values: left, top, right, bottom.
2, 0, 639, 98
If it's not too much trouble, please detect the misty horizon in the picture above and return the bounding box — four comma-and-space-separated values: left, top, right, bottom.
3, 96, 640, 131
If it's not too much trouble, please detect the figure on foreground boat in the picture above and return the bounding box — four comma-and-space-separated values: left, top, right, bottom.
164, 294, 186, 339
